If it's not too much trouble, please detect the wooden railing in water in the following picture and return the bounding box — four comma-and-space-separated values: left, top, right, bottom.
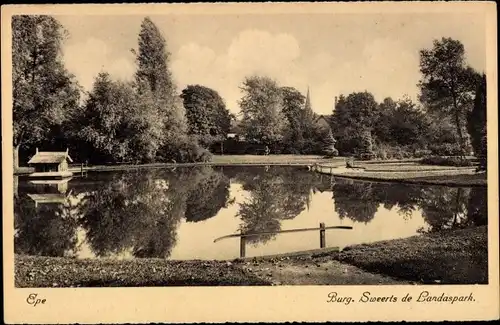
214, 223, 353, 258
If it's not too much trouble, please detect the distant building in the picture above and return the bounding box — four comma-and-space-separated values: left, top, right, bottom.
314, 114, 332, 131
305, 87, 332, 132
28, 148, 73, 179
227, 119, 245, 141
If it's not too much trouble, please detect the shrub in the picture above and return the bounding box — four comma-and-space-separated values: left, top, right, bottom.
420, 156, 473, 167
413, 149, 432, 158
376, 148, 388, 160
428, 143, 463, 156
159, 136, 212, 163
359, 153, 376, 160
324, 147, 339, 158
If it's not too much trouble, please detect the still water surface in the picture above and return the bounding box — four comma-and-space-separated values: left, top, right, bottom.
14, 166, 487, 260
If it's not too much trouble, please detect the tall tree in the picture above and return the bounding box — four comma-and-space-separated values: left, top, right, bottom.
181, 85, 231, 147
12, 15, 80, 167
390, 97, 431, 147
467, 73, 487, 171
331, 92, 378, 155
373, 97, 397, 144
280, 86, 306, 152
77, 73, 136, 163
418, 37, 481, 156
321, 128, 338, 157
134, 17, 186, 151
239, 76, 288, 146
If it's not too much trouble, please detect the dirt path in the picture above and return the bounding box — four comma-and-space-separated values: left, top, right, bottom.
236, 258, 408, 285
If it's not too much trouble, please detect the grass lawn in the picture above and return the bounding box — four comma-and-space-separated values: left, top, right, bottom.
410, 173, 487, 186
211, 154, 340, 164
316, 161, 486, 186
60, 155, 343, 173
336, 170, 485, 186
329, 226, 488, 284
15, 256, 270, 287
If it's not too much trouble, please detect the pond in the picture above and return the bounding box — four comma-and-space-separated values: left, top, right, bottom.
13, 166, 487, 260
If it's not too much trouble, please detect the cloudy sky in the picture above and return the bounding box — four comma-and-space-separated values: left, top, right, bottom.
56, 11, 486, 115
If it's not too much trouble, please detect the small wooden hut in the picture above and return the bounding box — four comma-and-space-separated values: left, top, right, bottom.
28, 148, 73, 179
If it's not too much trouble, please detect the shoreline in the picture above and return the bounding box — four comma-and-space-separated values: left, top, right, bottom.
14, 155, 342, 175
15, 226, 487, 287
328, 173, 487, 187
13, 155, 486, 186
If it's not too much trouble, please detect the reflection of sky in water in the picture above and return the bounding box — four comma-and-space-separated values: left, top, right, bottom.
170, 187, 429, 260
14, 167, 485, 260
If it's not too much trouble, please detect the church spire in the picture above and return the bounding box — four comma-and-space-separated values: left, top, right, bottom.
305, 87, 312, 112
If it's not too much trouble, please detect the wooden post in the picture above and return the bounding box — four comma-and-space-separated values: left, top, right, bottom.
240, 230, 246, 258
319, 222, 326, 248
81, 163, 83, 176
14, 176, 19, 198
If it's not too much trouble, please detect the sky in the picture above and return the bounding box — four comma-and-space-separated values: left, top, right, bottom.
56, 12, 486, 115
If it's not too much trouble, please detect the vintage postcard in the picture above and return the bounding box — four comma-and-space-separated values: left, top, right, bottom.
2, 1, 499, 323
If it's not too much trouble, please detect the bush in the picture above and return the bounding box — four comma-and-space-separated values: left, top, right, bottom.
324, 147, 339, 158
413, 149, 432, 158
159, 136, 212, 163
428, 143, 463, 156
358, 153, 376, 160
420, 156, 473, 167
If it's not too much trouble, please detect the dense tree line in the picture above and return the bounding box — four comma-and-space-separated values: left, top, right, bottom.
12, 16, 487, 167
12, 16, 81, 166
328, 37, 486, 162
233, 76, 337, 155
13, 15, 210, 166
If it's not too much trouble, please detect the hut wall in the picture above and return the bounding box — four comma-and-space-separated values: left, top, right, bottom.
35, 163, 59, 173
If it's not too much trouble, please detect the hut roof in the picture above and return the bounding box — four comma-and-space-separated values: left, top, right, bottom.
28, 151, 73, 164
314, 114, 332, 122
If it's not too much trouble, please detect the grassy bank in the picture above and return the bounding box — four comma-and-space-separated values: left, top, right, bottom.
316, 162, 486, 186
328, 226, 488, 284
15, 226, 486, 287
335, 171, 486, 187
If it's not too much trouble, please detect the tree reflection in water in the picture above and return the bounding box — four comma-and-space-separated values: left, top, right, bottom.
79, 167, 232, 258
14, 167, 487, 259
235, 166, 320, 245
330, 178, 487, 233
185, 167, 234, 223
418, 187, 470, 232
14, 187, 80, 257
332, 179, 379, 224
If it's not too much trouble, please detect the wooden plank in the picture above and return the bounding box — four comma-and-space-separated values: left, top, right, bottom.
213, 225, 352, 243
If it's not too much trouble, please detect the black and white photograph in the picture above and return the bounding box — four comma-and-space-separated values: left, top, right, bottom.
2, 2, 498, 323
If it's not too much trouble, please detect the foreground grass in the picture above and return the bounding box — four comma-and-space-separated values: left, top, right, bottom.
328, 226, 488, 284
15, 257, 271, 287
